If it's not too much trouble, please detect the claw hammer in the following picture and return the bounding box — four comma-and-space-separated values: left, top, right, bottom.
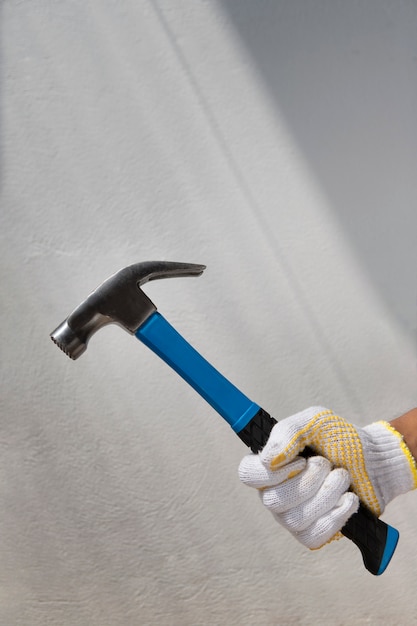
50, 261, 399, 575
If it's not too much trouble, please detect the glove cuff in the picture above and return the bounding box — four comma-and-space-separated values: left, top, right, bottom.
363, 421, 417, 508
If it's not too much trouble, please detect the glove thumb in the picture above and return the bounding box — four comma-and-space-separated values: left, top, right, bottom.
259, 406, 329, 470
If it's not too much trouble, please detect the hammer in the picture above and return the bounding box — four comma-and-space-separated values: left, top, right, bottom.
50, 260, 398, 575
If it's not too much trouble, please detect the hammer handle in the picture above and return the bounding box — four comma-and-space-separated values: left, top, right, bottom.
136, 312, 399, 576
237, 408, 399, 576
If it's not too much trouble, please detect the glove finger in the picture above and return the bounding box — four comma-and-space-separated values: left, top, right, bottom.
278, 468, 352, 532
261, 456, 331, 513
238, 454, 306, 489
293, 491, 359, 549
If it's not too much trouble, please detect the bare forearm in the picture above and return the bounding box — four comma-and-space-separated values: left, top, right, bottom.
390, 408, 417, 461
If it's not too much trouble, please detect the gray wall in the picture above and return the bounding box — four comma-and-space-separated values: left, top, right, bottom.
1, 1, 417, 624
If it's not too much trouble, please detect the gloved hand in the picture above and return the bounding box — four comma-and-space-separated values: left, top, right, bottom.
239, 406, 417, 549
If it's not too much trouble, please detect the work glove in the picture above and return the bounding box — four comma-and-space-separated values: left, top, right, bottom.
239, 407, 417, 549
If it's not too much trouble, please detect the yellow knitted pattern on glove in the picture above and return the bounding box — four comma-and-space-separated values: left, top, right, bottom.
270, 410, 381, 516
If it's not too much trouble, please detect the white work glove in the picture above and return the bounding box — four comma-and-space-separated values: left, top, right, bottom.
239, 407, 417, 549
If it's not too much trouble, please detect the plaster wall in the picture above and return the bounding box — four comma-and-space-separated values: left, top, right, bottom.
1, 1, 417, 624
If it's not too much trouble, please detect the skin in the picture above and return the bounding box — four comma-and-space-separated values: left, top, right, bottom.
390, 407, 417, 461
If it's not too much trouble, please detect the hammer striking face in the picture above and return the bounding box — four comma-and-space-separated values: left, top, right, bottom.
50, 260, 399, 576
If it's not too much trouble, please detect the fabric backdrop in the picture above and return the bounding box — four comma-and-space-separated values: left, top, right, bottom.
1, 1, 417, 624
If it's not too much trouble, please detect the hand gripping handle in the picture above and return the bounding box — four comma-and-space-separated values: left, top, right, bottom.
136, 312, 399, 576
237, 408, 399, 576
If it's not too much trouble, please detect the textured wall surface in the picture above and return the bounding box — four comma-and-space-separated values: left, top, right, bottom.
1, 1, 417, 624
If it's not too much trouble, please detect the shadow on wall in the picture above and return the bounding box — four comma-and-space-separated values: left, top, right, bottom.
220, 0, 417, 337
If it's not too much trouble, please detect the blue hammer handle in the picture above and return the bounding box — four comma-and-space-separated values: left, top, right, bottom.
136, 311, 399, 576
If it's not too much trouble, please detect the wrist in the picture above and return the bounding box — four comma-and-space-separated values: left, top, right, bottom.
390, 408, 417, 462
363, 419, 417, 508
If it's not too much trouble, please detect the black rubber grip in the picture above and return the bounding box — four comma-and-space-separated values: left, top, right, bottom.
237, 408, 398, 575
237, 407, 277, 452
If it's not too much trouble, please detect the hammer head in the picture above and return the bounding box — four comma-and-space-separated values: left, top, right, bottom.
50, 261, 206, 360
